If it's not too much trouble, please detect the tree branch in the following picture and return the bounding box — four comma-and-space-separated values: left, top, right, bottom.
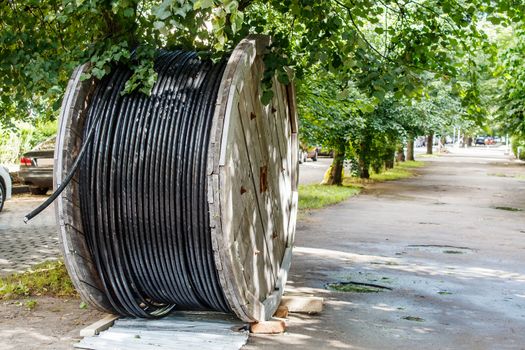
332, 0, 390, 61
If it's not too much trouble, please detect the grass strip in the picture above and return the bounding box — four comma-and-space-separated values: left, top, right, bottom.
371, 161, 425, 181
0, 260, 77, 300
298, 184, 361, 210
344, 160, 425, 185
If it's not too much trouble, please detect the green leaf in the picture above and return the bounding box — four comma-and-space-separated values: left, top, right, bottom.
91, 67, 105, 79
154, 21, 165, 30
224, 1, 238, 14
194, 0, 214, 10
261, 90, 274, 105
123, 8, 134, 18
277, 71, 290, 85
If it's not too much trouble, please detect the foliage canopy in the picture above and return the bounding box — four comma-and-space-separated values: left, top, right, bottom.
2, 0, 521, 121
1, 0, 524, 177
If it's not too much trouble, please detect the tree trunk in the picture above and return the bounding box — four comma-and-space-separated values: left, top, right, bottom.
324, 150, 345, 185
466, 136, 473, 147
407, 136, 415, 161
426, 133, 433, 155
439, 136, 446, 152
357, 138, 371, 179
359, 159, 370, 179
323, 140, 346, 185
396, 145, 405, 162
358, 155, 370, 179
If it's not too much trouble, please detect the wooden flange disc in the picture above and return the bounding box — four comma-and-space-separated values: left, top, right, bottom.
207, 35, 299, 322
54, 64, 113, 313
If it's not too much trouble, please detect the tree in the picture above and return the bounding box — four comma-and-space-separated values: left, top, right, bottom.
2, 0, 519, 121
496, 24, 525, 136
297, 70, 369, 184
1, 1, 523, 182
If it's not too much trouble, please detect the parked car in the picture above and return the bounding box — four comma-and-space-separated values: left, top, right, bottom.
306, 146, 319, 161
298, 148, 308, 164
0, 165, 12, 212
415, 136, 426, 148
299, 144, 319, 162
475, 137, 485, 145
19, 137, 55, 195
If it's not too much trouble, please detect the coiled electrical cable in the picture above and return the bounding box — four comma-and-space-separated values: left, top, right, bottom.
78, 51, 230, 318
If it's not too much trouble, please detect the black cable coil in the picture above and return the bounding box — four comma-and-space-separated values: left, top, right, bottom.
79, 51, 231, 318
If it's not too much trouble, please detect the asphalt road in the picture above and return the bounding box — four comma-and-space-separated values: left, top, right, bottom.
247, 147, 525, 349
298, 157, 332, 185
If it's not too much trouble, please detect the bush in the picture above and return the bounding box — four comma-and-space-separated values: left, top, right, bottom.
0, 260, 77, 300
511, 135, 525, 160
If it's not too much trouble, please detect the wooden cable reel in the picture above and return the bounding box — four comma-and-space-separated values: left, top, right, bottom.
54, 35, 298, 322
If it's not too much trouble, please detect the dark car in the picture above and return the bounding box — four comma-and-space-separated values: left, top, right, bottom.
19, 137, 55, 195
475, 137, 485, 145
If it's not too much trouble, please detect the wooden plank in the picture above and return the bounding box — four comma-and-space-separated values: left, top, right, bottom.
249, 320, 286, 334
261, 247, 292, 320
285, 78, 299, 134
243, 62, 287, 271
280, 296, 324, 314
273, 305, 289, 319
264, 82, 289, 267
248, 60, 287, 261
231, 117, 274, 301
217, 40, 253, 168
286, 192, 299, 246
209, 42, 246, 174
236, 87, 280, 285
219, 115, 267, 319
79, 314, 119, 337
75, 312, 249, 350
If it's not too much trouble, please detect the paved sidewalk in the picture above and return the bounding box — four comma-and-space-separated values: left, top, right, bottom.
0, 195, 58, 276
246, 147, 525, 349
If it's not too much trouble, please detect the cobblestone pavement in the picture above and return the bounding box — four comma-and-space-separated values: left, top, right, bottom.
0, 194, 59, 276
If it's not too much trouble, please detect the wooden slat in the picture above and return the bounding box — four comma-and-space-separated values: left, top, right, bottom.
55, 64, 112, 313
79, 314, 119, 337
280, 296, 324, 314
237, 87, 279, 286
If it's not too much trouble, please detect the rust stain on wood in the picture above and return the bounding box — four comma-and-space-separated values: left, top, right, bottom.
259, 165, 268, 193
